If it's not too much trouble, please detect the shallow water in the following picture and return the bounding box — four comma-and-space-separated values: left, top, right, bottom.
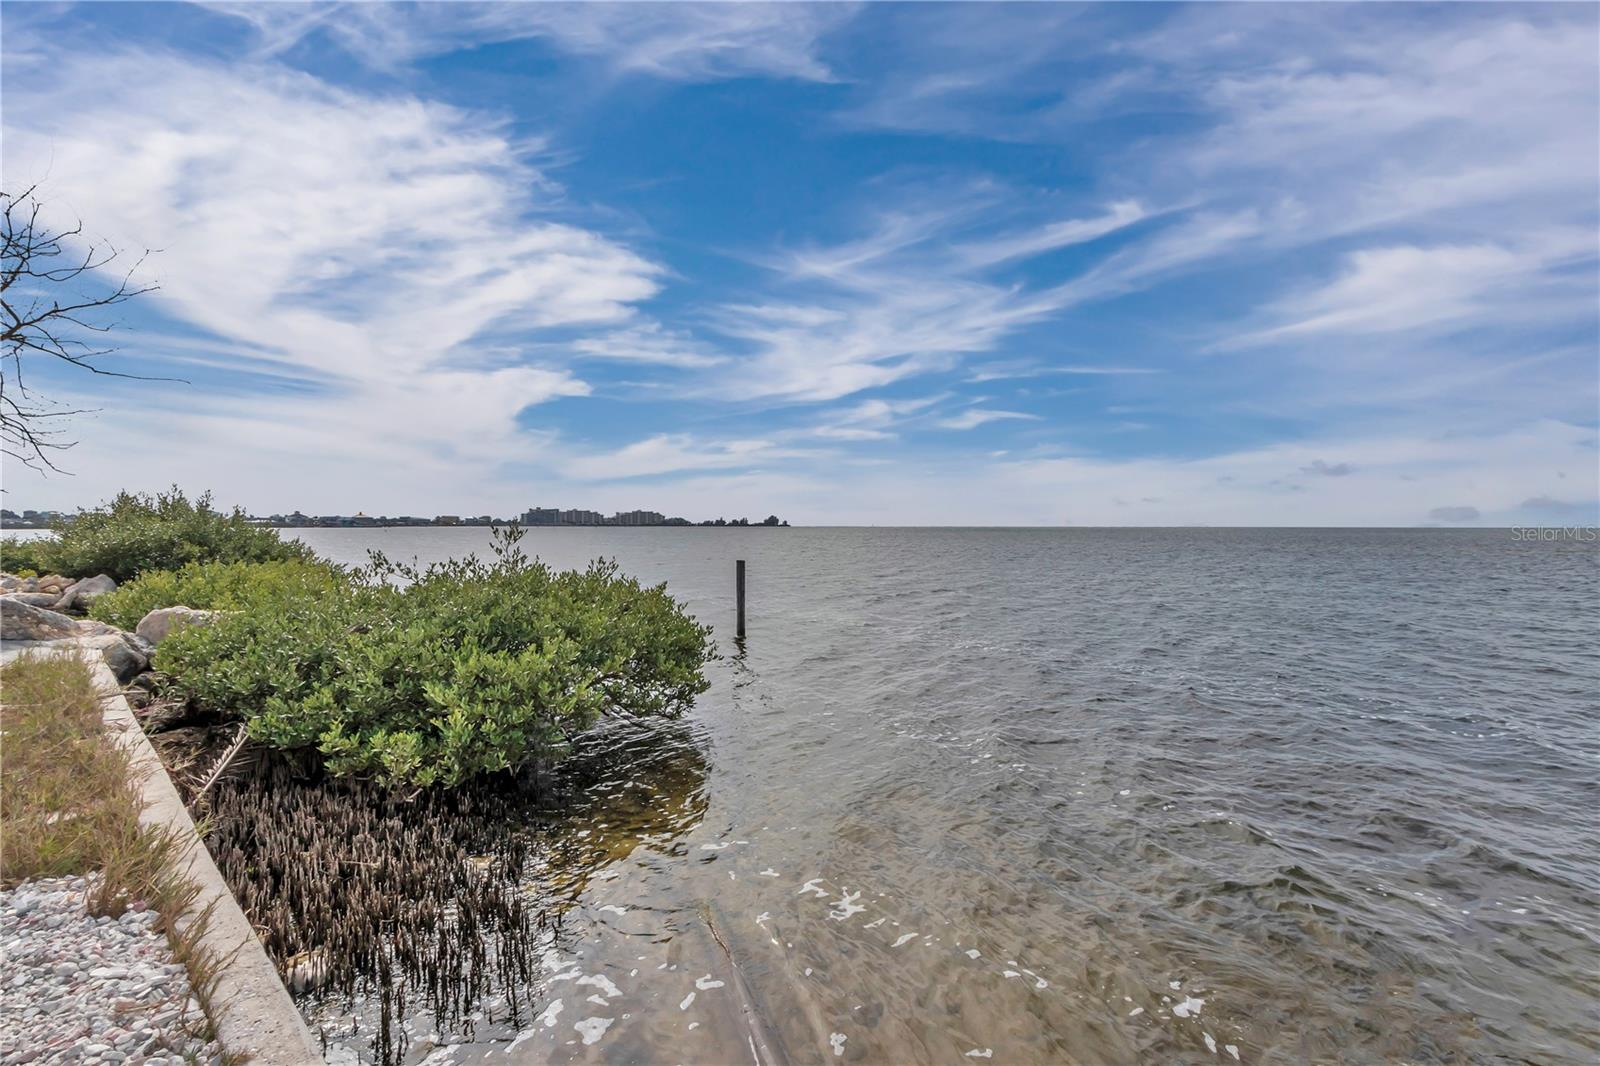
280, 527, 1598, 1064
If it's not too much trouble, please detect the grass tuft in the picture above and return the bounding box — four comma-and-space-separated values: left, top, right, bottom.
0, 652, 245, 1062
2, 652, 137, 887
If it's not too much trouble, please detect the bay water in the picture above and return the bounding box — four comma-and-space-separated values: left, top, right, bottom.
269, 526, 1599, 1065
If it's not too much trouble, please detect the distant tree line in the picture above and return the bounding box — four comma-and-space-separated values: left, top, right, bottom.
699, 515, 787, 526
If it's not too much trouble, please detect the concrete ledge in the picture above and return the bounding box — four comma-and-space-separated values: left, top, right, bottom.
77, 651, 324, 1065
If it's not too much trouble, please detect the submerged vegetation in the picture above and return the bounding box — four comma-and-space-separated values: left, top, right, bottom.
196, 718, 709, 1065
208, 760, 551, 1063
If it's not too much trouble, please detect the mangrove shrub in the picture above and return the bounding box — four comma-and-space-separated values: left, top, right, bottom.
155, 527, 714, 788
89, 558, 348, 631
1, 488, 312, 583
0, 536, 51, 575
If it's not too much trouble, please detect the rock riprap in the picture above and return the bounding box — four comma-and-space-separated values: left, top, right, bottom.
0, 600, 81, 642
0, 574, 155, 683
0, 876, 223, 1066
6, 592, 66, 609
1, 573, 74, 596
75, 632, 154, 685
55, 575, 118, 614
0, 573, 118, 616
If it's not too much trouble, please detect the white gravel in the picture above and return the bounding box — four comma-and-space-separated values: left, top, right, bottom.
1, 876, 224, 1066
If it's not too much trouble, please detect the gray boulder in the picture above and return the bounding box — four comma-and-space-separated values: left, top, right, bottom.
4, 592, 63, 608
54, 574, 116, 614
135, 606, 223, 645
105, 643, 148, 683
78, 632, 150, 684
0, 574, 22, 591
125, 632, 157, 660
0, 600, 80, 642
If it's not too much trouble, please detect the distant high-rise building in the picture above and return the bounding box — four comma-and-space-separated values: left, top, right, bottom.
522, 507, 560, 525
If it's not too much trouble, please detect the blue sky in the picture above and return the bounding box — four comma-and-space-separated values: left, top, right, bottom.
3, 2, 1596, 524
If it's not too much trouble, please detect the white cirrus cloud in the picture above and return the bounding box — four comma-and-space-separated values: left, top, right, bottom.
938, 409, 1042, 431
965, 361, 1156, 383
807, 394, 949, 440
838, 6, 1597, 352
959, 200, 1150, 268
569, 324, 728, 368
1227, 234, 1595, 346
2, 45, 665, 471
562, 433, 821, 481
709, 194, 1173, 404
208, 1, 857, 81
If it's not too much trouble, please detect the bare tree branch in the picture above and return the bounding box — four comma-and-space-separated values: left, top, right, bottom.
1, 184, 176, 476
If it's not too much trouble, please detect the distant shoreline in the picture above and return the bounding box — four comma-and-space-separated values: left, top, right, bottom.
259, 523, 793, 530
3, 520, 792, 532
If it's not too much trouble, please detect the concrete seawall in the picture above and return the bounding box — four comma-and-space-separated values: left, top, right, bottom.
84, 653, 323, 1065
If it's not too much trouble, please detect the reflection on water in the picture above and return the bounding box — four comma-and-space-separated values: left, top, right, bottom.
524, 718, 713, 911
272, 527, 1599, 1065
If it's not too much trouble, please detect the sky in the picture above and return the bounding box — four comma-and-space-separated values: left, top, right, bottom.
2, 1, 1597, 525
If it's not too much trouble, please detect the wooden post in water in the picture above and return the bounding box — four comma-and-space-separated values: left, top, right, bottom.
736, 559, 746, 640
